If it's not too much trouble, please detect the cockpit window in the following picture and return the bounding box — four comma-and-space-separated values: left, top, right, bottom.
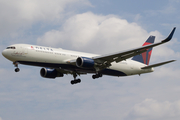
6, 46, 16, 49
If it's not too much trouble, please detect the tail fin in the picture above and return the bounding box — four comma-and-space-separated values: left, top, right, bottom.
132, 36, 155, 65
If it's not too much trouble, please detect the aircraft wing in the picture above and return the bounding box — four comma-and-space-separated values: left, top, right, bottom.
92, 27, 176, 66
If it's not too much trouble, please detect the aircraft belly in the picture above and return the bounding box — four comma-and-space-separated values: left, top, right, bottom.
108, 60, 144, 76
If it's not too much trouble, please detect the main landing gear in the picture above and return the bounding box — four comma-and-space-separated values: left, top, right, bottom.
71, 73, 81, 85
13, 62, 20, 72
92, 73, 102, 79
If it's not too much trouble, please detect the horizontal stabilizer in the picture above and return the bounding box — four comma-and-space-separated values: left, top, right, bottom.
141, 60, 176, 69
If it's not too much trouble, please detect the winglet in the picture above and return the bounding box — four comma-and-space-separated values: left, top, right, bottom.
162, 27, 176, 43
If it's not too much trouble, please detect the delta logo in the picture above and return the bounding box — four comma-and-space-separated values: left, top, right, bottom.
31, 46, 34, 49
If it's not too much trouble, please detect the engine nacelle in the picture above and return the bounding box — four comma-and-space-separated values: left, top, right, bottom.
76, 57, 95, 68
40, 68, 63, 79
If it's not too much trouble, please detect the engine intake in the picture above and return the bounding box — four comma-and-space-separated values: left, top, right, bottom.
40, 68, 63, 79
76, 57, 94, 68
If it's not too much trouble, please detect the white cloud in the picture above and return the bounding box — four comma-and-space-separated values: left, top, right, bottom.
126, 98, 180, 120
37, 12, 157, 54
1, 1, 180, 120
153, 66, 180, 79
37, 11, 179, 63
0, 0, 91, 37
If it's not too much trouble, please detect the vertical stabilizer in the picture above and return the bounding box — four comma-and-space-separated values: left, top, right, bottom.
132, 36, 155, 65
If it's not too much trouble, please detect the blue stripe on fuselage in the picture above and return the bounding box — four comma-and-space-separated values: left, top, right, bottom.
17, 61, 127, 77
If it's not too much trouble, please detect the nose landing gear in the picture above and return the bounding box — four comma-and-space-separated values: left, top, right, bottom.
13, 62, 20, 72
15, 68, 20, 72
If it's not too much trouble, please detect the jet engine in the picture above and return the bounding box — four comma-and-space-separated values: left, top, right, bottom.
76, 57, 94, 68
40, 68, 63, 79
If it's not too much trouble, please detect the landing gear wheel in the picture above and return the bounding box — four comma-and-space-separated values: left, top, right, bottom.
76, 79, 81, 83
71, 72, 81, 85
71, 80, 75, 85
92, 73, 103, 79
92, 75, 97, 79
71, 79, 81, 85
15, 68, 20, 72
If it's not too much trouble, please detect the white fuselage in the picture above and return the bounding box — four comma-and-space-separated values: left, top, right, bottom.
2, 44, 154, 77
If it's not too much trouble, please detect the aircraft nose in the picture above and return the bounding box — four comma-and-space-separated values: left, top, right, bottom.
2, 49, 7, 57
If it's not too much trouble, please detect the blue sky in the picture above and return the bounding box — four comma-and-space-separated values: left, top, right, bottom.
0, 0, 180, 120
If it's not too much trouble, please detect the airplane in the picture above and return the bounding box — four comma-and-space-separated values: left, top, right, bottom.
2, 27, 176, 85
